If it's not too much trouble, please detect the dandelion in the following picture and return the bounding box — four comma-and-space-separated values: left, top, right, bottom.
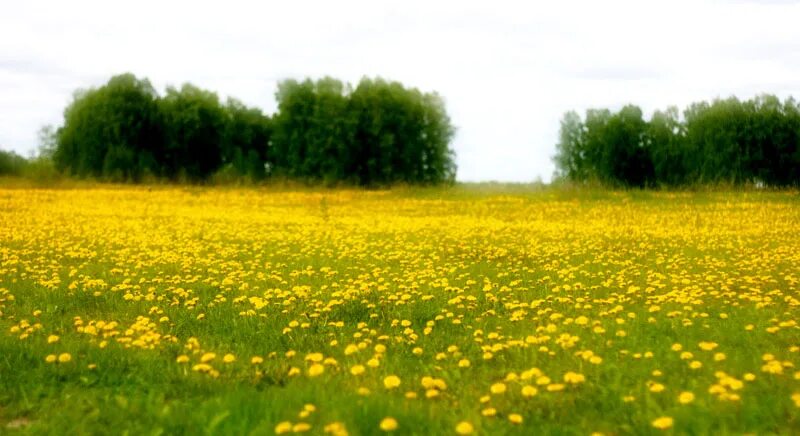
490, 382, 507, 394
292, 422, 311, 432
455, 421, 474, 434
698, 342, 718, 351
308, 363, 325, 377
651, 416, 673, 430
274, 421, 292, 434
564, 372, 585, 384
383, 375, 401, 389
678, 391, 695, 404
379, 417, 398, 431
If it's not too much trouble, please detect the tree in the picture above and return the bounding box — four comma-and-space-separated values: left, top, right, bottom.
159, 84, 227, 181
555, 95, 800, 187
647, 107, 687, 186
553, 111, 585, 182
37, 125, 58, 159
601, 105, 653, 187
221, 98, 271, 180
0, 149, 28, 176
348, 78, 455, 185
271, 77, 456, 186
54, 73, 164, 180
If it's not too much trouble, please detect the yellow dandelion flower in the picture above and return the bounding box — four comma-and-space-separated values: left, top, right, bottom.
651, 416, 673, 430
379, 417, 398, 431
490, 382, 506, 394
698, 342, 718, 351
292, 422, 311, 432
274, 421, 292, 434
383, 375, 401, 389
564, 371, 585, 384
678, 391, 695, 404
455, 421, 474, 434
308, 363, 325, 377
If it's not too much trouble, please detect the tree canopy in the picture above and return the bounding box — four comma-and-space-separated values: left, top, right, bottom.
271, 77, 456, 185
54, 74, 164, 181
51, 73, 456, 185
554, 95, 800, 187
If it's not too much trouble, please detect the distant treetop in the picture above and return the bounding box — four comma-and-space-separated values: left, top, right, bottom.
51, 73, 457, 185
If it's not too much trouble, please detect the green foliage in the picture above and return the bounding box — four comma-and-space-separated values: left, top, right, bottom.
271, 78, 353, 182
159, 84, 228, 181
554, 95, 800, 187
222, 98, 272, 180
0, 149, 28, 176
54, 73, 164, 181
51, 73, 454, 185
272, 77, 456, 186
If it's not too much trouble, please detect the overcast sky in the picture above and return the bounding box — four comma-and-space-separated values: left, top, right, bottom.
2, 0, 799, 182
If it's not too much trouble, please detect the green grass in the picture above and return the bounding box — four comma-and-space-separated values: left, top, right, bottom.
0, 185, 799, 434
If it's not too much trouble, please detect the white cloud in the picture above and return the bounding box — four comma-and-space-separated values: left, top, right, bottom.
1, 0, 799, 181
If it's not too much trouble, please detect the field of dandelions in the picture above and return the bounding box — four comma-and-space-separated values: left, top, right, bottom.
1, 186, 799, 434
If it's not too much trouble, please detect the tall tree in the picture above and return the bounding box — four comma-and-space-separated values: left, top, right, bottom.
159, 84, 227, 181
221, 98, 271, 180
54, 73, 164, 180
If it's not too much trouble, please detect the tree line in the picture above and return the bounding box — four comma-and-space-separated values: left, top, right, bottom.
44, 73, 456, 185
554, 95, 800, 187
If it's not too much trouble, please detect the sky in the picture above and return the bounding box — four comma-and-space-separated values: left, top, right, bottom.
2, 0, 800, 182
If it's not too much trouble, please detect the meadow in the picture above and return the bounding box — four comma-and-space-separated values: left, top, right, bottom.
0, 185, 799, 435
